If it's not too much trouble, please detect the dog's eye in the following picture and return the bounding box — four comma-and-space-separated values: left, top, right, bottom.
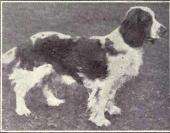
143, 15, 152, 25
50, 50, 56, 55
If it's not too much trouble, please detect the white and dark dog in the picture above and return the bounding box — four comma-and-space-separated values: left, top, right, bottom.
2, 6, 167, 126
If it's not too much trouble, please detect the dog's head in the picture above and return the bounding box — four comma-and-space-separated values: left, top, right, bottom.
119, 6, 167, 48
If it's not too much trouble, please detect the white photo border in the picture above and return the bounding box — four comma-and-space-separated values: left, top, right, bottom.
1, 0, 170, 132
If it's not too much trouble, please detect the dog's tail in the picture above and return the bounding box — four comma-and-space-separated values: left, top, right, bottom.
2, 47, 18, 65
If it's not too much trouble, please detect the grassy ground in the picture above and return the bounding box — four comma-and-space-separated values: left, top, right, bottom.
2, 3, 169, 130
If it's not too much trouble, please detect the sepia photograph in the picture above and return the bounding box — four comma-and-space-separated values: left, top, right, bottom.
1, 1, 169, 131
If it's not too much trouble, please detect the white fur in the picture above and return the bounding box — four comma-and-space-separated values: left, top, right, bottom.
9, 64, 54, 116
42, 85, 65, 106
151, 18, 163, 39
2, 47, 17, 64
30, 31, 71, 44
61, 75, 76, 85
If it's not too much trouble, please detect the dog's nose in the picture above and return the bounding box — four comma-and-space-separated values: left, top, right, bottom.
159, 26, 167, 37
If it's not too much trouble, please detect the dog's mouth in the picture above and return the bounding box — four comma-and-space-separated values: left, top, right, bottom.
145, 37, 156, 44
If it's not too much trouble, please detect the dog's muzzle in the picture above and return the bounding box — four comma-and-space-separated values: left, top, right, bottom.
147, 25, 167, 44
158, 26, 167, 38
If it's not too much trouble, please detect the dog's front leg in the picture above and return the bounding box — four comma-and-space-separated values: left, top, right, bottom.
106, 88, 121, 115
88, 81, 112, 127
105, 77, 128, 115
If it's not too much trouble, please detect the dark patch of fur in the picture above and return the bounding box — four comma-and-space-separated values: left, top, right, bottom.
16, 39, 39, 70
16, 36, 108, 82
16, 35, 127, 83
119, 8, 153, 48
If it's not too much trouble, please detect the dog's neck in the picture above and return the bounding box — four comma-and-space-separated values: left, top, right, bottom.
106, 27, 143, 52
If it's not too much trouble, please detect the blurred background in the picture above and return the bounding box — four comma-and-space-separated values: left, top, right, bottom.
2, 2, 169, 130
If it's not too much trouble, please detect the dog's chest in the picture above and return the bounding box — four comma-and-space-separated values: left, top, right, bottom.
107, 49, 143, 78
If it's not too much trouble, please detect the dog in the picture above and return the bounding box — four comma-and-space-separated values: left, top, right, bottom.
2, 6, 167, 127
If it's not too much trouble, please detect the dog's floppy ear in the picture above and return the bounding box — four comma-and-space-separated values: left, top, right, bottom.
119, 9, 151, 47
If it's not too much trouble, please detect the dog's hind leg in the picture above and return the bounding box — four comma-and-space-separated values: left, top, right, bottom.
9, 64, 54, 116
42, 74, 77, 106
13, 83, 31, 116
42, 84, 65, 106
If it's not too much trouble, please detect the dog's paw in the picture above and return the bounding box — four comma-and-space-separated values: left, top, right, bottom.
47, 98, 65, 106
16, 106, 31, 116
107, 105, 121, 115
89, 116, 111, 127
